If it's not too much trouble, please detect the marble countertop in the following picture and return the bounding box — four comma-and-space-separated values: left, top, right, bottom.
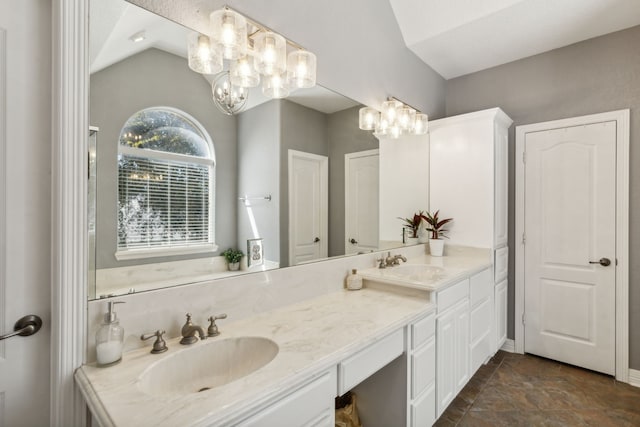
76, 287, 434, 427
358, 246, 492, 292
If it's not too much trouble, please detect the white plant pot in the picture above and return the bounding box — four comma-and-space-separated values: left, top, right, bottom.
418, 227, 429, 244
405, 237, 419, 246
429, 239, 445, 257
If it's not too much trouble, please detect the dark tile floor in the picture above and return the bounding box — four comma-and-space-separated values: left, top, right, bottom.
435, 351, 640, 426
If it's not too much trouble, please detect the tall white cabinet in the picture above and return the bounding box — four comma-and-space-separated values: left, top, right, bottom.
429, 108, 512, 415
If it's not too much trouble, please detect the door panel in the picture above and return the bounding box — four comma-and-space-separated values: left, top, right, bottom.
345, 150, 379, 254
524, 121, 616, 375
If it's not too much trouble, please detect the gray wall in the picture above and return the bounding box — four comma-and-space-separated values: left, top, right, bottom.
90, 48, 237, 269
237, 101, 281, 264
279, 100, 329, 266
445, 25, 640, 369
327, 106, 379, 257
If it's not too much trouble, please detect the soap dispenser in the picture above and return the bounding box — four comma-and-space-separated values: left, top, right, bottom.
346, 269, 363, 291
96, 301, 125, 366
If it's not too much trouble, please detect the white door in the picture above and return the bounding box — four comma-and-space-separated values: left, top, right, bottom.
288, 150, 328, 266
524, 121, 616, 375
0, 0, 52, 425
344, 149, 379, 254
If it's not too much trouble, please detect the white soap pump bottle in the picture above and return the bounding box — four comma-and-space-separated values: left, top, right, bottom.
96, 301, 125, 366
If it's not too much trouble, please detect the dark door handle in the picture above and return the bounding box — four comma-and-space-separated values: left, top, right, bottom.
0, 315, 43, 341
313, 237, 320, 243
589, 258, 611, 267
349, 238, 358, 244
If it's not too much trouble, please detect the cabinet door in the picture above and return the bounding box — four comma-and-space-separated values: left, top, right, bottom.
495, 280, 508, 351
494, 122, 509, 248
436, 309, 456, 416
455, 300, 470, 392
470, 296, 493, 374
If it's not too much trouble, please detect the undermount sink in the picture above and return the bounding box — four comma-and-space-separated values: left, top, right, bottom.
391, 265, 445, 281
138, 336, 279, 397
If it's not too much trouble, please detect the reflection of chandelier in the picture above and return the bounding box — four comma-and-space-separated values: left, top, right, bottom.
187, 7, 317, 115
212, 71, 248, 115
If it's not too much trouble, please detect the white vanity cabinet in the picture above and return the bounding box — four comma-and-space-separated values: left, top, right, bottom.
430, 108, 512, 356
435, 278, 470, 416
408, 312, 436, 426
469, 268, 494, 374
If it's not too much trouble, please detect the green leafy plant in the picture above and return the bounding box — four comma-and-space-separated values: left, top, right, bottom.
398, 211, 425, 238
221, 248, 244, 264
422, 210, 453, 240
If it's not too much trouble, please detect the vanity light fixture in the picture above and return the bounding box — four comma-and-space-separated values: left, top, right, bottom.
359, 97, 429, 139
186, 6, 318, 114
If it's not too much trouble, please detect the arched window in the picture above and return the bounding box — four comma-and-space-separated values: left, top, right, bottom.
116, 107, 216, 259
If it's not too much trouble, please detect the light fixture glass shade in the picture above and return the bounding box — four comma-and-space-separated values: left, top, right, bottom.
287, 50, 317, 89
389, 124, 402, 139
254, 31, 286, 76
413, 113, 429, 135
210, 9, 247, 60
359, 107, 380, 130
187, 32, 223, 74
262, 73, 290, 98
230, 55, 260, 87
211, 71, 248, 115
381, 100, 402, 124
374, 117, 390, 137
397, 106, 416, 131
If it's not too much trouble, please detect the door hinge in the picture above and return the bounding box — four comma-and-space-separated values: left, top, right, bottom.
522, 233, 526, 245
522, 151, 526, 164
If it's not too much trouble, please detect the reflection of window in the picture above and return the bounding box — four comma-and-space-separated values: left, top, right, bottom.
116, 107, 216, 259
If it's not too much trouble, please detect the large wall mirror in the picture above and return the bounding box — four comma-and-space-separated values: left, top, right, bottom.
88, 0, 414, 299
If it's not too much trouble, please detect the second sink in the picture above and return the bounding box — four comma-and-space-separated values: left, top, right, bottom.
138, 336, 279, 397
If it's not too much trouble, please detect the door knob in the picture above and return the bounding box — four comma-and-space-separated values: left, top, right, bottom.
349, 238, 358, 244
589, 258, 611, 267
0, 314, 43, 341
313, 237, 320, 243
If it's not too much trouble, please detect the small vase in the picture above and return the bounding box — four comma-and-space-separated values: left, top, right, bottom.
429, 239, 445, 257
228, 262, 240, 271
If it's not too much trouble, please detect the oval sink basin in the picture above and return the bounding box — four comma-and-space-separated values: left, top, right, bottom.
138, 336, 279, 397
392, 265, 445, 282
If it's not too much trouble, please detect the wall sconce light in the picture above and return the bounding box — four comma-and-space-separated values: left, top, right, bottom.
186, 6, 318, 114
359, 97, 429, 139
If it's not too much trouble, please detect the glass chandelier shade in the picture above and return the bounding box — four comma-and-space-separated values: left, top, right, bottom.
210, 9, 247, 60
381, 100, 402, 124
359, 107, 380, 130
397, 106, 416, 132
262, 73, 290, 99
413, 113, 429, 135
187, 32, 223, 75
287, 50, 317, 89
230, 55, 260, 88
212, 71, 248, 115
254, 32, 286, 76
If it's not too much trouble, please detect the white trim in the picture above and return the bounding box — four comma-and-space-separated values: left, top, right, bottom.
628, 369, 640, 388
287, 150, 328, 266
344, 149, 379, 254
0, 28, 6, 359
51, 0, 88, 425
115, 243, 218, 260
500, 339, 515, 353
515, 109, 630, 382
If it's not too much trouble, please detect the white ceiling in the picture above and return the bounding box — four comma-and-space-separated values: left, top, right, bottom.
389, 0, 640, 79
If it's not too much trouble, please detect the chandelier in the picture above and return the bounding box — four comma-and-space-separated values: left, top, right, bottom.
358, 98, 429, 139
187, 7, 317, 115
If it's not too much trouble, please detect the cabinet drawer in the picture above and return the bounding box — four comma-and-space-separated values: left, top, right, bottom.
411, 384, 436, 427
494, 247, 508, 282
411, 336, 435, 399
411, 312, 435, 350
437, 278, 469, 313
239, 370, 335, 427
338, 328, 404, 395
470, 268, 492, 307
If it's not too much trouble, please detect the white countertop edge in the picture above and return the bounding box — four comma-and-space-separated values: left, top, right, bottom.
75, 368, 117, 427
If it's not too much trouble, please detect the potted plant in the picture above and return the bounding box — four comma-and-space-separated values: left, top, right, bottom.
398, 211, 424, 245
221, 248, 244, 271
422, 210, 453, 256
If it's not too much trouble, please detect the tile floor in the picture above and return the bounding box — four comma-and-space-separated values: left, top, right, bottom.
434, 351, 640, 426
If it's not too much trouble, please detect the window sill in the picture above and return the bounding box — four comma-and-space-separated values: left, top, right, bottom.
115, 243, 219, 261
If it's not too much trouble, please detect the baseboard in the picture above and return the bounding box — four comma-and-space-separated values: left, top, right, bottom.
500, 339, 515, 353
628, 369, 640, 388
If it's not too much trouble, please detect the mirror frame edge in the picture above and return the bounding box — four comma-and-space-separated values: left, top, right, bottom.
52, 0, 89, 425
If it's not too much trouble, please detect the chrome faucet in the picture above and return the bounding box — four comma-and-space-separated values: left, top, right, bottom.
180, 313, 206, 345
379, 252, 407, 268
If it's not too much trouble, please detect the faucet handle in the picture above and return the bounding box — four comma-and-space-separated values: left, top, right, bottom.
140, 330, 168, 354
207, 314, 228, 337
377, 258, 386, 269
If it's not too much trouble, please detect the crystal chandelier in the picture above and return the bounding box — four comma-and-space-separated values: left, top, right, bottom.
187, 7, 318, 115
359, 97, 429, 139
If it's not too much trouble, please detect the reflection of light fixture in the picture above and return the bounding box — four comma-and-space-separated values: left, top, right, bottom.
212, 71, 248, 115
187, 33, 223, 75
359, 97, 429, 139
186, 6, 317, 114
